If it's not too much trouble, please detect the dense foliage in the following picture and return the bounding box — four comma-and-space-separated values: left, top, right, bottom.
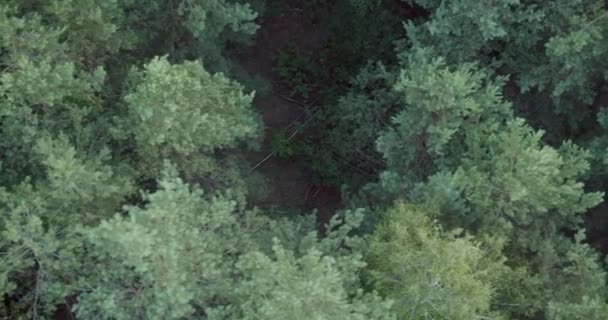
2, 0, 608, 319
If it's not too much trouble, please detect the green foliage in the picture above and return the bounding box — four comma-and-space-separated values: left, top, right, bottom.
228, 208, 395, 319
15, 0, 136, 65
373, 49, 602, 233
547, 295, 608, 320
76, 164, 250, 319
6, 0, 259, 71
73, 166, 394, 319
270, 129, 295, 158
404, 0, 608, 129
178, 0, 258, 43
404, 0, 519, 64
584, 107, 608, 190
274, 44, 315, 99
0, 189, 84, 318
272, 0, 401, 105
377, 47, 512, 181
319, 0, 400, 90
3, 0, 608, 319
367, 48, 605, 318
349, 0, 380, 14
234, 240, 394, 320
0, 2, 264, 317
0, 134, 132, 318
306, 63, 398, 184
450, 120, 602, 232
520, 231, 608, 316
34, 134, 134, 219
367, 202, 508, 320
119, 56, 261, 179
0, 5, 109, 186
271, 0, 402, 185
118, 0, 258, 69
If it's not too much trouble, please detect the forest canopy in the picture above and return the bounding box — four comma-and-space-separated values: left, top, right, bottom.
2, 0, 608, 319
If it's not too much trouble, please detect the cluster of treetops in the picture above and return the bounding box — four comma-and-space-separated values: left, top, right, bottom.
2, 0, 608, 319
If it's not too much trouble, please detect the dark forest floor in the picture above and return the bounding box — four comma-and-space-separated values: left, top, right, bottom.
237, 1, 342, 223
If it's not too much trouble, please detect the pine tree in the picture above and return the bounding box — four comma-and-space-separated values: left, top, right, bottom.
376, 47, 512, 185
372, 48, 606, 318
367, 202, 509, 320
0, 6, 108, 186
0, 134, 132, 317
3, 0, 608, 318
310, 62, 399, 183
74, 164, 394, 319
116, 56, 261, 186
404, 0, 608, 127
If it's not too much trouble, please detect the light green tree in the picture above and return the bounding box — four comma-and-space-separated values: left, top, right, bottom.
75, 163, 248, 319
118, 56, 261, 184
547, 295, 608, 320
0, 134, 132, 317
0, 6, 109, 186
74, 164, 394, 319
367, 202, 510, 320
232, 240, 394, 320
5, 0, 136, 66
